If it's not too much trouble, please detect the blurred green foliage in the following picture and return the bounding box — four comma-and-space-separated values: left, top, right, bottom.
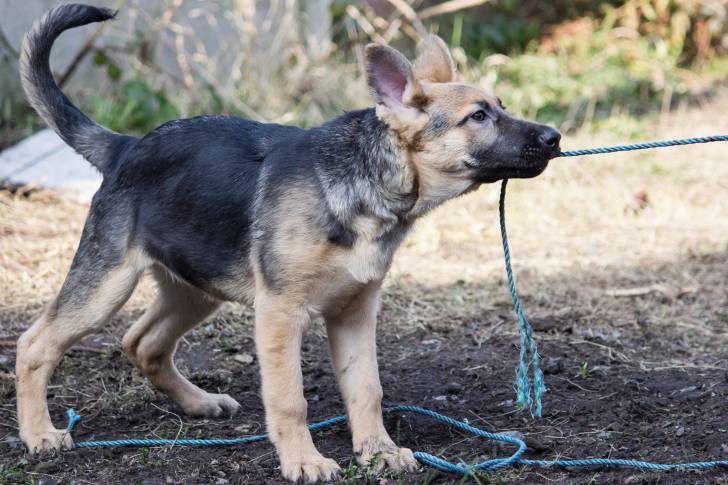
2, 0, 727, 145
434, 0, 728, 133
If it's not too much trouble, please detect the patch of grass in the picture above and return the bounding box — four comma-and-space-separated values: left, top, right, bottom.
0, 459, 31, 485
340, 453, 409, 484
577, 361, 592, 380
86, 77, 180, 136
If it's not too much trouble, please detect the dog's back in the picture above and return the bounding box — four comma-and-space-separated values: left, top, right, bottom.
113, 115, 309, 298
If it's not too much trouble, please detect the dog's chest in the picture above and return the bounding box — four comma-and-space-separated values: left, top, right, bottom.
311, 228, 403, 316
335, 217, 410, 284
340, 238, 393, 284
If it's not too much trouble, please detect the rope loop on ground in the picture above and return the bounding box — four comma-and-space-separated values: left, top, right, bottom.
65, 405, 728, 473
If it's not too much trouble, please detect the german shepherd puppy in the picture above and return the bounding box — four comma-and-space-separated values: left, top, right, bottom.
16, 4, 560, 482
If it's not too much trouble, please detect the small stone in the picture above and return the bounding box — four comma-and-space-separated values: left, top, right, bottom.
543, 357, 563, 375
235, 423, 252, 433
446, 382, 463, 395
0, 355, 9, 366
676, 427, 685, 437
525, 435, 552, 453
433, 395, 447, 401
215, 479, 229, 485
2, 436, 22, 449
233, 353, 254, 365
721, 444, 728, 455
597, 431, 611, 439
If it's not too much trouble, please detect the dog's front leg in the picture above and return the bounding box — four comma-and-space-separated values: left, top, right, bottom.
255, 290, 340, 482
325, 281, 419, 474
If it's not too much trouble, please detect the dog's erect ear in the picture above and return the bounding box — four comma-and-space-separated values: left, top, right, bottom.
365, 44, 424, 110
414, 34, 456, 83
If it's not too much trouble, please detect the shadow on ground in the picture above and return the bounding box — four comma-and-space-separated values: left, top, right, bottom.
1, 248, 727, 484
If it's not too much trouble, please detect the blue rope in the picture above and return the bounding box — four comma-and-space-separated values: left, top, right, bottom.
62, 134, 728, 476
499, 179, 545, 417
65, 405, 728, 474
556, 135, 728, 157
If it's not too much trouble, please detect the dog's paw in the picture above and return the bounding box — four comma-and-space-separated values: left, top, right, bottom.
181, 392, 240, 418
356, 436, 419, 474
21, 428, 73, 454
280, 452, 341, 483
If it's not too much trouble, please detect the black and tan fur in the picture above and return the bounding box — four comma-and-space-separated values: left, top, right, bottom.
15, 4, 561, 482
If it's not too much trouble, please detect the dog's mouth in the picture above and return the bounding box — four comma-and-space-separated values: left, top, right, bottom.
522, 142, 560, 163
512, 142, 560, 177
466, 144, 557, 183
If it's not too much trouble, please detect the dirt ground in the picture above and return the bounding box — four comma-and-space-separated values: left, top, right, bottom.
2, 94, 728, 484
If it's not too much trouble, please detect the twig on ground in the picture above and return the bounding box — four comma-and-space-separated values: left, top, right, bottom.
552, 376, 597, 392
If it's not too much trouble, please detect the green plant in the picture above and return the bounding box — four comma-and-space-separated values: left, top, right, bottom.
578, 361, 592, 379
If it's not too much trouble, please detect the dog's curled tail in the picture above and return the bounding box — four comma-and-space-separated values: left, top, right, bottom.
20, 4, 131, 174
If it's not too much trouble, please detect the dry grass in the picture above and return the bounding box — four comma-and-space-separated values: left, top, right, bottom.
0, 190, 156, 319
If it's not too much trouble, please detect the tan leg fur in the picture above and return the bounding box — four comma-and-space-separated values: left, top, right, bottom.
122, 267, 240, 417
325, 281, 418, 472
254, 287, 341, 482
16, 249, 147, 453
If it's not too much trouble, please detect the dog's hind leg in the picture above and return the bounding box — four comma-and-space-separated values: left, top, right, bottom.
122, 267, 240, 418
16, 242, 146, 453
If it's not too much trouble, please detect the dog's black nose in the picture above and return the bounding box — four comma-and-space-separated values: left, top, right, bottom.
538, 127, 561, 149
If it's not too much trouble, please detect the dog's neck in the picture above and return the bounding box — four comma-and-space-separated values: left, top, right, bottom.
313, 108, 422, 233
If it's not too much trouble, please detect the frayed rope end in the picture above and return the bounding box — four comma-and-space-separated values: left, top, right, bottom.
65, 408, 81, 434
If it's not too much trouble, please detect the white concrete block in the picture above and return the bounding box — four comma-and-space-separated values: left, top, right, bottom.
0, 128, 102, 201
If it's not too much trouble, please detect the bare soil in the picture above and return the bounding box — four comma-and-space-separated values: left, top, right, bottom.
1, 248, 728, 484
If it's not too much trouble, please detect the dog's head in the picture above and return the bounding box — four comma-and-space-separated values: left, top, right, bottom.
365, 35, 560, 203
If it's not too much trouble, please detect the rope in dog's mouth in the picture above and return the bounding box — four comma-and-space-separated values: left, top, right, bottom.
63, 134, 728, 476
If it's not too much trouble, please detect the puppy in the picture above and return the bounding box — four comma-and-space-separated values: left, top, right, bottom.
15, 4, 560, 482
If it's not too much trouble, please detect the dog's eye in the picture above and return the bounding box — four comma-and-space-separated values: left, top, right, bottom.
470, 110, 487, 122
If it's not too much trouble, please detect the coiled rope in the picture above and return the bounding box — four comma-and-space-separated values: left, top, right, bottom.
64, 135, 728, 476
